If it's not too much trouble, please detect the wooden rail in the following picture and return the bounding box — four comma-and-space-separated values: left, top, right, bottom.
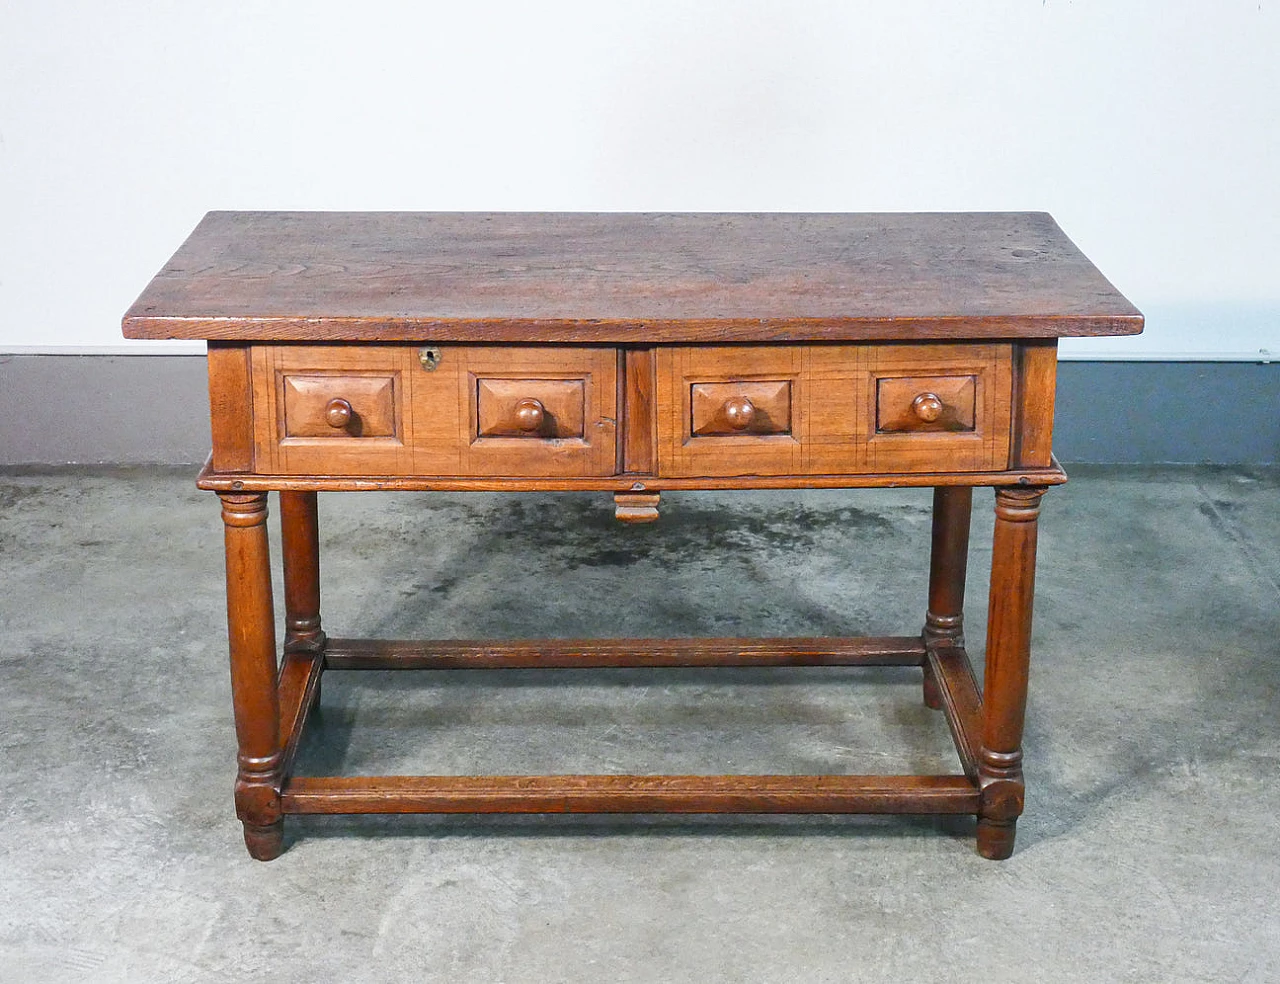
282, 774, 980, 815
321, 636, 928, 671
927, 642, 984, 779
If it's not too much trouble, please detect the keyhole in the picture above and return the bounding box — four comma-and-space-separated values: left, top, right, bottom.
419, 346, 442, 371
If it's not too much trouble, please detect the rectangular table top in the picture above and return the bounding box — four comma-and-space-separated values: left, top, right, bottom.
122, 211, 1142, 344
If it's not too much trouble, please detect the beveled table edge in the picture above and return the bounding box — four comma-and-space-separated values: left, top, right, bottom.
125, 314, 1143, 342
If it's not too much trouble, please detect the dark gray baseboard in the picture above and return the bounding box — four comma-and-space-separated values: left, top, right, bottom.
1, 355, 210, 465
1053, 361, 1277, 465
1, 354, 1275, 465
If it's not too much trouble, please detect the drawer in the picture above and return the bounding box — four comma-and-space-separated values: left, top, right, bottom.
860, 345, 1012, 473
250, 345, 617, 476
656, 344, 1012, 477
657, 347, 804, 476
449, 347, 618, 477
252, 347, 415, 475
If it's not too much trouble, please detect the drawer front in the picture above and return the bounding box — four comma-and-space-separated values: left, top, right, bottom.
253, 347, 414, 475
691, 379, 792, 436
444, 346, 617, 477
658, 347, 804, 476
656, 344, 1012, 477
252, 345, 617, 477
860, 345, 1011, 473
875, 375, 975, 434
282, 373, 399, 439
476, 378, 586, 439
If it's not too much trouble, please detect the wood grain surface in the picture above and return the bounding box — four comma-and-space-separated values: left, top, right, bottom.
280, 774, 981, 815
159, 214, 1107, 859
656, 343, 1012, 478
320, 635, 928, 670
123, 212, 1142, 341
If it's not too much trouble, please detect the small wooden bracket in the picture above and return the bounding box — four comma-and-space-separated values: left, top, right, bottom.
614, 491, 660, 523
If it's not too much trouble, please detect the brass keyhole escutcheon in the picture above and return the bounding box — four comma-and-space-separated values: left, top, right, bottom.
418, 346, 443, 371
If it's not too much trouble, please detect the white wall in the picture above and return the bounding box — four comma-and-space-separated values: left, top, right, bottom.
1, 1, 1276, 358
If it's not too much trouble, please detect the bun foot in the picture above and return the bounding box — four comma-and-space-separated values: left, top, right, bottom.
242, 820, 285, 861
976, 818, 1017, 860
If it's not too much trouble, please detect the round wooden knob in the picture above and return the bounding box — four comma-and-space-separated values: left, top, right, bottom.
324, 398, 353, 428
912, 393, 944, 423
514, 398, 545, 432
723, 396, 756, 430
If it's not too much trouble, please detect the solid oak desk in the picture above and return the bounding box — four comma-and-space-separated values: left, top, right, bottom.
123, 212, 1141, 860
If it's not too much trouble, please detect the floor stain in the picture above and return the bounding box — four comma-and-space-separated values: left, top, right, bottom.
369, 497, 911, 573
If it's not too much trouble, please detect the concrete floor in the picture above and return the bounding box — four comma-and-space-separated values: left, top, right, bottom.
1, 466, 1277, 983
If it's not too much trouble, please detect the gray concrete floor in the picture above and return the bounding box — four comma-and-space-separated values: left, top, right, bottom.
1, 466, 1277, 983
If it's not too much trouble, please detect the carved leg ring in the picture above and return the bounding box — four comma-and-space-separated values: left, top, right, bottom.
220, 492, 285, 860
976, 485, 1047, 860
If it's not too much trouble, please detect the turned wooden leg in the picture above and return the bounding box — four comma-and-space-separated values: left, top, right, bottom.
220, 493, 284, 861
281, 491, 326, 659
281, 491, 325, 706
923, 486, 972, 709
976, 485, 1047, 860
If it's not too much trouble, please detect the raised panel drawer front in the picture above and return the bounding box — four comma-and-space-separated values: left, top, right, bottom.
476, 377, 586, 439
282, 374, 399, 438
253, 345, 618, 477
656, 344, 1013, 477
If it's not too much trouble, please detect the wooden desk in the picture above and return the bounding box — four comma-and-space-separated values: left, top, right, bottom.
123, 212, 1141, 860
